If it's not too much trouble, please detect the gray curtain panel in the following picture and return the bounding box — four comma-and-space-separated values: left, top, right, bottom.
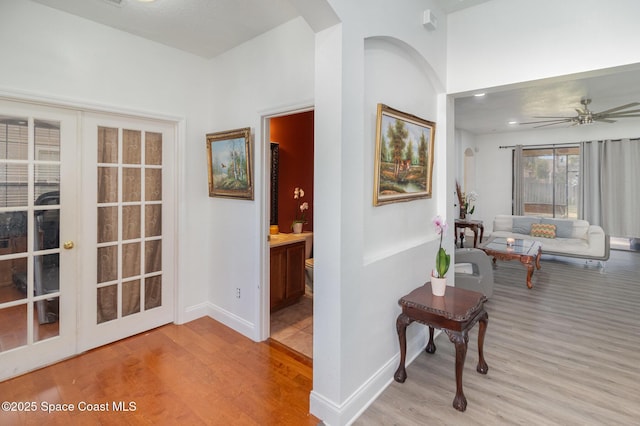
513, 144, 524, 215
581, 139, 640, 238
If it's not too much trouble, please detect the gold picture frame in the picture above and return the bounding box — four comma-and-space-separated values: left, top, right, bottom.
206, 127, 254, 200
373, 104, 435, 206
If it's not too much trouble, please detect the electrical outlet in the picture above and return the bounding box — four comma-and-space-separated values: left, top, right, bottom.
236, 288, 241, 299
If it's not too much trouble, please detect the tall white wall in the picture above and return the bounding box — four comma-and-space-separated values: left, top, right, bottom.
203, 17, 315, 334
312, 1, 450, 424
447, 0, 640, 94
0, 0, 210, 317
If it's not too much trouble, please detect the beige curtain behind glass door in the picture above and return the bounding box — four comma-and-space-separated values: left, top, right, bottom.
96, 127, 162, 324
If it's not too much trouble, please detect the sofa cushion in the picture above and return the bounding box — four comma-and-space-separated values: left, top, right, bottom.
570, 220, 590, 239
530, 223, 556, 238
512, 216, 540, 234
541, 218, 573, 238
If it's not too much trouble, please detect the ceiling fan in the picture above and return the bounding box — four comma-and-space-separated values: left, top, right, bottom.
520, 98, 640, 128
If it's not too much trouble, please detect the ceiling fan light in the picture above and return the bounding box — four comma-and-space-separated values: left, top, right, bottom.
578, 115, 593, 125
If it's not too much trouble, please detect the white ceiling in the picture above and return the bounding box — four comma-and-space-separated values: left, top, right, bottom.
454, 66, 640, 134
31, 0, 491, 59
31, 0, 640, 135
31, 0, 301, 59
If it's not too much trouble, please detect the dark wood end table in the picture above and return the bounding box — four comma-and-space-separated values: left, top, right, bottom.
393, 283, 489, 412
454, 219, 484, 248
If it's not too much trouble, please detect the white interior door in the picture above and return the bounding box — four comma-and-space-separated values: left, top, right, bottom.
78, 113, 175, 351
0, 99, 78, 380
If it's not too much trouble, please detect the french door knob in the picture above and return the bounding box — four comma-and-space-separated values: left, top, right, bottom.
63, 241, 75, 250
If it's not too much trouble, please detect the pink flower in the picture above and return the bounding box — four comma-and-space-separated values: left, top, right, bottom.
433, 215, 448, 236
432, 215, 450, 278
293, 187, 309, 224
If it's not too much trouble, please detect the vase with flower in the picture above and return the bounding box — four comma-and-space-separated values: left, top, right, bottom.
291, 187, 309, 234
456, 181, 478, 220
431, 215, 450, 296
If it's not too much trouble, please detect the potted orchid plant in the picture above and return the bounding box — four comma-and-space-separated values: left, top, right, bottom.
431, 215, 450, 296
292, 187, 309, 234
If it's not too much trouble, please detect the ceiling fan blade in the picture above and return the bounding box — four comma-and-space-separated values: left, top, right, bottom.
594, 102, 640, 115
601, 113, 640, 118
594, 118, 617, 123
520, 118, 574, 127
530, 116, 575, 119
520, 119, 571, 125
599, 109, 640, 116
533, 120, 574, 128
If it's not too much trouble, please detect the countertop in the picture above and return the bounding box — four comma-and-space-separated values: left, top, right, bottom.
269, 232, 312, 248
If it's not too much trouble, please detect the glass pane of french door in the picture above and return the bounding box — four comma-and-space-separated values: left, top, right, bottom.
80, 114, 174, 352
0, 100, 77, 381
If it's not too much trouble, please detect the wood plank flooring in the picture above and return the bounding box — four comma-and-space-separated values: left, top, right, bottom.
2, 250, 638, 425
0, 318, 319, 425
355, 249, 640, 425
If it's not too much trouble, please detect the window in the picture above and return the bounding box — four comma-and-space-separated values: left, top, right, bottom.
514, 146, 580, 218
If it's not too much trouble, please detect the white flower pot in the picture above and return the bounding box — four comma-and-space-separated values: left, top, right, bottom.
292, 222, 303, 234
431, 276, 447, 296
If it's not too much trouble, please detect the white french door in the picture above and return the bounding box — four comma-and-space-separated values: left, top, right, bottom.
78, 113, 175, 351
0, 99, 78, 380
0, 99, 176, 380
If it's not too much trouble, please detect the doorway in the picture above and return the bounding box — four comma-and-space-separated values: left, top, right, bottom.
266, 109, 314, 359
0, 98, 176, 380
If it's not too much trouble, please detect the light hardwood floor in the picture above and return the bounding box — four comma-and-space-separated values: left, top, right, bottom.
355, 249, 640, 425
2, 250, 637, 425
0, 318, 319, 425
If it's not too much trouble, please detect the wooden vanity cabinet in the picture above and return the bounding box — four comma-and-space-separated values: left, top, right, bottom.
270, 240, 305, 312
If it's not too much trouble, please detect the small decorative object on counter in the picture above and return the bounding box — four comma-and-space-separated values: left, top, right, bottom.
456, 181, 478, 219
291, 187, 309, 234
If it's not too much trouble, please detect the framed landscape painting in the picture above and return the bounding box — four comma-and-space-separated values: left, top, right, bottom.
206, 127, 254, 200
373, 104, 435, 206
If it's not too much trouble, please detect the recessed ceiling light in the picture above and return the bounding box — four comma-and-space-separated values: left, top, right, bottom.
508, 121, 518, 125
473, 93, 486, 97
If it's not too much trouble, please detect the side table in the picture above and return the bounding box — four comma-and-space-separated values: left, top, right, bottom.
454, 219, 484, 248
394, 283, 489, 411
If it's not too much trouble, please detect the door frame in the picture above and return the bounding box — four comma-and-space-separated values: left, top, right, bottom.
258, 103, 314, 341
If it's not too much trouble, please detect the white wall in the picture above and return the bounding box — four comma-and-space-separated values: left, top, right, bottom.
312, 1, 450, 424
0, 0, 210, 318
0, 2, 452, 424
447, 0, 640, 94
204, 17, 316, 335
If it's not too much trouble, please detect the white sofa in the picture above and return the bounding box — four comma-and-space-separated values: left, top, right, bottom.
491, 215, 610, 261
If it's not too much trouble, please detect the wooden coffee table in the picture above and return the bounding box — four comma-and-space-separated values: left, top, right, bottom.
479, 236, 542, 289
394, 283, 489, 412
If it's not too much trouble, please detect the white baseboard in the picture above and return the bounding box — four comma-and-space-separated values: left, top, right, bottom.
180, 302, 210, 324
310, 328, 434, 425
181, 301, 257, 340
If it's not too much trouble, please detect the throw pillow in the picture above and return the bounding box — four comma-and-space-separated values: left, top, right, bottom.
512, 217, 541, 234
541, 218, 573, 238
530, 223, 556, 239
